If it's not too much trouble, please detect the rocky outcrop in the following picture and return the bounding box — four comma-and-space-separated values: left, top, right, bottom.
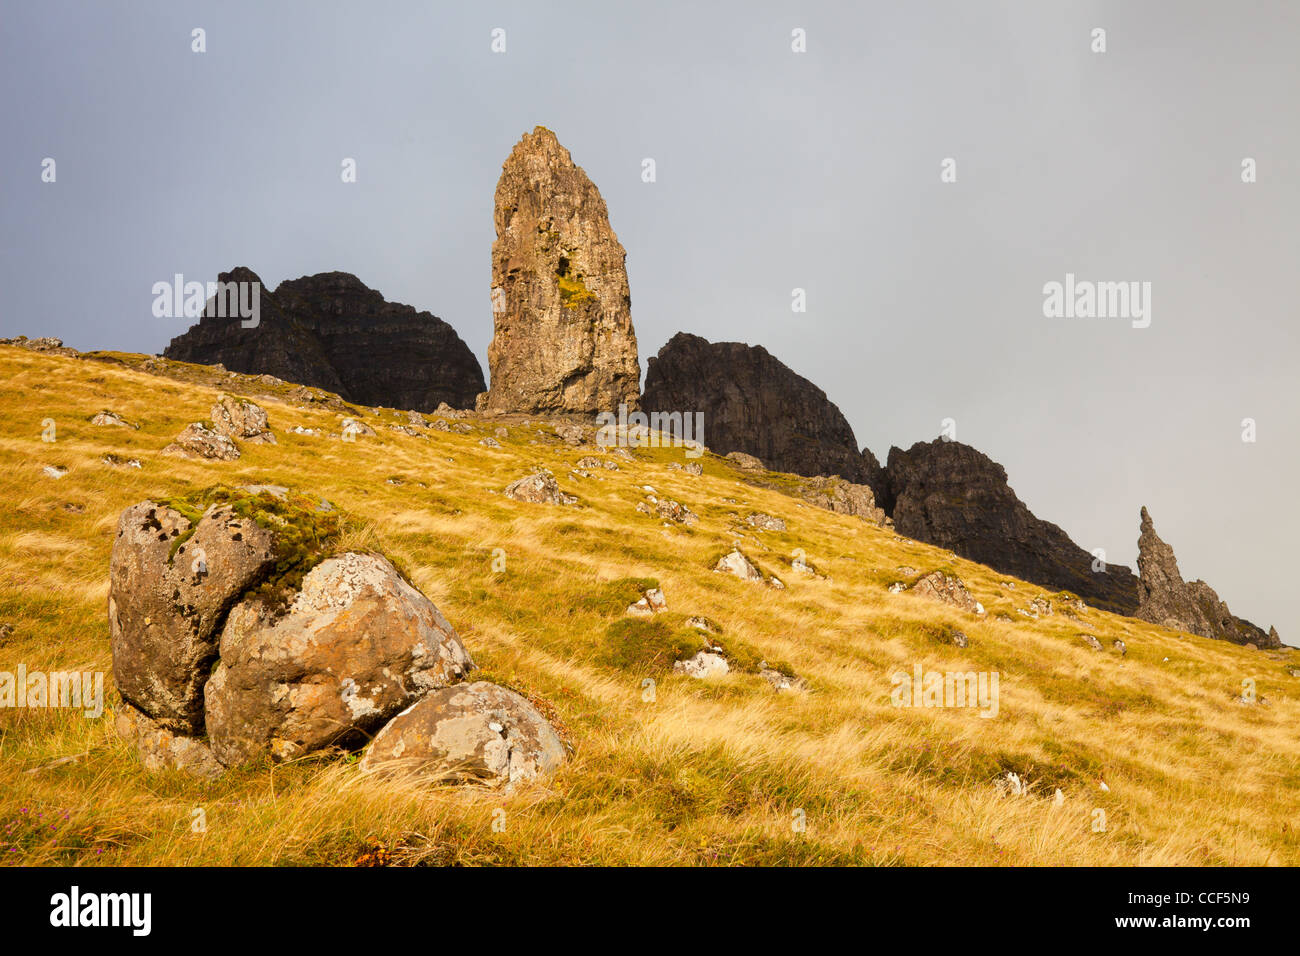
642, 333, 880, 490
164, 268, 484, 412
478, 126, 640, 416
210, 394, 275, 444
162, 422, 240, 461
358, 682, 565, 788
883, 440, 1139, 615
1134, 507, 1280, 648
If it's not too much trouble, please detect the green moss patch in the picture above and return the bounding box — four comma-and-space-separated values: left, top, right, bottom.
157, 484, 351, 611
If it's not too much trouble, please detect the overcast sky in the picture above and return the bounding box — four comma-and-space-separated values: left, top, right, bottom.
3, 1, 1295, 643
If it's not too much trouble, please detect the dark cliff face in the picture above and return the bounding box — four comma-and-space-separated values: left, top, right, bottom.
641, 332, 879, 489
164, 269, 485, 412
883, 439, 1141, 615
1135, 507, 1279, 647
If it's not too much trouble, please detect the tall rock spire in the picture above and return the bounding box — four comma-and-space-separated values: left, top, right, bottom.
478, 126, 640, 415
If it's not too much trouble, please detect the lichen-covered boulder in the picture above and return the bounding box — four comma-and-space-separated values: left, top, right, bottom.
110, 500, 277, 732
211, 394, 275, 444
359, 681, 565, 788
204, 552, 474, 766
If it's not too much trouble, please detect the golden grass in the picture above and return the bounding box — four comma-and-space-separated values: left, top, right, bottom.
1, 344, 1298, 866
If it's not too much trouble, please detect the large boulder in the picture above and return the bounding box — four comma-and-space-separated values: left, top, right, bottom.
1134, 507, 1280, 648
478, 127, 640, 415
204, 552, 474, 766
164, 267, 485, 412
109, 501, 277, 732
359, 682, 565, 788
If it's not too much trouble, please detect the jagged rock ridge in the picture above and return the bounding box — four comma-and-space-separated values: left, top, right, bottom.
1134, 507, 1279, 647
641, 332, 882, 491
882, 439, 1140, 614
479, 126, 640, 415
164, 268, 485, 412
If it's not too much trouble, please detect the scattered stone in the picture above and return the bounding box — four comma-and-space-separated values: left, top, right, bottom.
714, 549, 763, 583
162, 423, 240, 461
747, 513, 786, 532
724, 451, 765, 472
907, 570, 983, 615
684, 462, 703, 476
1029, 597, 1053, 617
101, 454, 142, 469
205, 552, 474, 766
116, 704, 223, 780
1079, 634, 1103, 651
553, 422, 587, 446
897, 566, 918, 576
42, 465, 68, 479
211, 394, 275, 444
339, 416, 378, 438
504, 471, 576, 505
359, 682, 564, 788
686, 616, 718, 634
652, 498, 697, 525
495, 427, 508, 439
768, 576, 785, 590
0, 624, 13, 645
91, 410, 137, 429
290, 425, 320, 436
1114, 639, 1127, 656
759, 666, 805, 692
995, 772, 1029, 798
792, 554, 818, 576
626, 588, 667, 616
479, 436, 501, 448
673, 650, 730, 679
576, 456, 618, 471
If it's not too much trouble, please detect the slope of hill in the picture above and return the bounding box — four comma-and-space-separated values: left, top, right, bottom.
2, 344, 1298, 866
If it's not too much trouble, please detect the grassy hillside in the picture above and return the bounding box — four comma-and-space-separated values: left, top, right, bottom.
2, 344, 1297, 866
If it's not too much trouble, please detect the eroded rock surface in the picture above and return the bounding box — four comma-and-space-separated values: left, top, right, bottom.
359, 681, 565, 788
479, 127, 640, 415
883, 440, 1138, 614
110, 501, 277, 732
1134, 507, 1279, 648
204, 552, 474, 766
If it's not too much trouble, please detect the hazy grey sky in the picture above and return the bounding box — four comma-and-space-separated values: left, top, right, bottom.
3, 1, 1296, 642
